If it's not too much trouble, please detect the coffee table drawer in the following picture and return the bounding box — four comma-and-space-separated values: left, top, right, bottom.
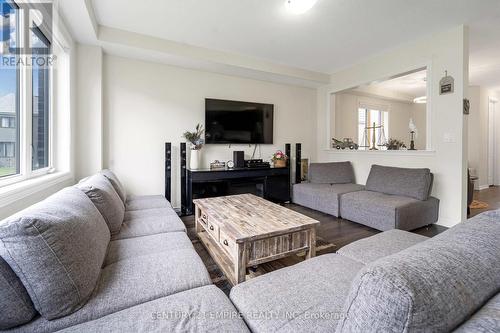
198, 210, 209, 228
207, 220, 219, 240
219, 229, 236, 258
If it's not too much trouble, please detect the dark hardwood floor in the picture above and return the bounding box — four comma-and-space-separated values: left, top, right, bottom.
470, 186, 500, 217
182, 203, 447, 259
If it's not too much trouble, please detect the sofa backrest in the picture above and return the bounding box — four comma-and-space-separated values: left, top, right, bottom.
0, 187, 110, 320
77, 174, 125, 235
365, 165, 433, 200
337, 210, 500, 333
309, 162, 355, 184
100, 169, 127, 203
0, 256, 37, 330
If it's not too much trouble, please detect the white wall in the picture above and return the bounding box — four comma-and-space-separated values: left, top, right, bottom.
317, 25, 469, 227
102, 55, 317, 208
75, 44, 103, 180
467, 86, 499, 189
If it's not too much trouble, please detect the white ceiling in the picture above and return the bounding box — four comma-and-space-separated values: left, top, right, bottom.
372, 70, 428, 99
60, 0, 500, 91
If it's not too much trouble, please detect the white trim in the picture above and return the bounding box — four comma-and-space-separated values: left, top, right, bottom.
322, 148, 436, 157
478, 185, 490, 191
0, 171, 72, 208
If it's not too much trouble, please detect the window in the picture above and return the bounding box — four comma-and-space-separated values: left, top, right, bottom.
1, 116, 15, 128
31, 27, 51, 170
0, 1, 19, 178
0, 1, 52, 182
358, 108, 388, 150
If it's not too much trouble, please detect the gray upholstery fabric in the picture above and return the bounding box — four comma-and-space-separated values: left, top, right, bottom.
337, 210, 500, 333
230, 254, 364, 333
103, 232, 194, 266
0, 256, 37, 329
293, 183, 364, 217
8, 248, 212, 333
365, 165, 433, 201
454, 292, 500, 333
112, 209, 186, 240
309, 161, 355, 184
76, 174, 125, 235
125, 195, 170, 211
340, 190, 439, 231
0, 187, 110, 320
100, 169, 127, 203
337, 229, 428, 264
58, 286, 250, 333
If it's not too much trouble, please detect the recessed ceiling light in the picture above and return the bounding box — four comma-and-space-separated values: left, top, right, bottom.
285, 0, 318, 15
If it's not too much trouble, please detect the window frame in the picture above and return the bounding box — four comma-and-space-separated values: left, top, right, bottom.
0, 1, 54, 187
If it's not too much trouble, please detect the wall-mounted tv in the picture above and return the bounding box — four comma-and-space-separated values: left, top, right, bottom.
205, 98, 274, 144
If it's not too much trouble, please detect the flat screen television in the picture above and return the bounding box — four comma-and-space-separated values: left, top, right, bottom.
205, 98, 274, 144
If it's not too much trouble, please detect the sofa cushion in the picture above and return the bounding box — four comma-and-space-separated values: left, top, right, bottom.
103, 232, 194, 266
58, 285, 249, 333
453, 292, 500, 333
0, 256, 37, 330
309, 162, 355, 184
340, 190, 439, 231
337, 210, 500, 333
125, 195, 170, 211
9, 248, 212, 333
57, 285, 250, 333
365, 165, 433, 200
0, 187, 110, 320
337, 229, 428, 264
112, 209, 186, 240
100, 169, 127, 203
76, 174, 125, 235
293, 183, 364, 216
230, 254, 364, 333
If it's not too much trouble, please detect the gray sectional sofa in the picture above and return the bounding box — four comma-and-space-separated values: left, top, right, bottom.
1, 168, 498, 332
294, 163, 440, 231
0, 170, 249, 333
230, 210, 500, 332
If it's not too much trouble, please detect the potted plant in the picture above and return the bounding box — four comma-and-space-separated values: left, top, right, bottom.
183, 124, 204, 169
271, 150, 288, 168
386, 138, 407, 150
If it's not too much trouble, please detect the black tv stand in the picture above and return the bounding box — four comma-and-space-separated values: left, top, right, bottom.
179, 145, 292, 216
181, 166, 290, 215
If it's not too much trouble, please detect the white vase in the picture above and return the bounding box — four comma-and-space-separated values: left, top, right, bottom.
190, 149, 200, 170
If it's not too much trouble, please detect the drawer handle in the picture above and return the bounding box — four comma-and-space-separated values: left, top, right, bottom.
223, 240, 228, 246
210, 225, 214, 231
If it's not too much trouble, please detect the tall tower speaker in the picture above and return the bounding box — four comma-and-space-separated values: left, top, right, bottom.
180, 142, 187, 215
165, 142, 172, 201
295, 143, 302, 184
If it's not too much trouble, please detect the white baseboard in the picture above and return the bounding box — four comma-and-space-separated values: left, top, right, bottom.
478, 185, 490, 191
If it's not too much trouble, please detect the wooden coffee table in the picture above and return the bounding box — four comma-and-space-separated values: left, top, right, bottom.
193, 194, 319, 285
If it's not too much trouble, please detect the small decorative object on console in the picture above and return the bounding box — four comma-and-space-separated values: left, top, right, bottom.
210, 160, 226, 170
271, 150, 288, 168
183, 124, 205, 169
409, 118, 418, 150
332, 138, 359, 150
227, 160, 235, 169
386, 138, 407, 150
